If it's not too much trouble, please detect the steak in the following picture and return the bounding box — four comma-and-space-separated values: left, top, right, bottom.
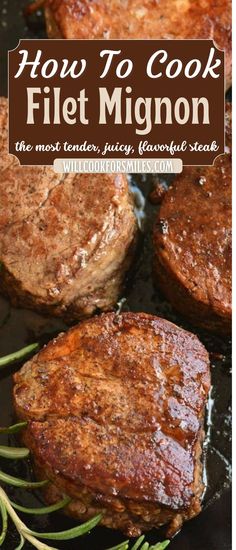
13, 312, 210, 537
44, 0, 232, 89
0, 97, 137, 320
153, 104, 232, 335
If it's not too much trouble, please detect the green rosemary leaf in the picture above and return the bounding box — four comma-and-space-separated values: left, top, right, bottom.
130, 536, 146, 550
149, 541, 170, 550
0, 422, 27, 435
105, 542, 129, 550
0, 499, 7, 546
140, 543, 149, 550
29, 513, 102, 540
0, 471, 48, 489
0, 343, 39, 368
10, 496, 71, 515
0, 446, 29, 460
0, 486, 58, 550
14, 534, 25, 550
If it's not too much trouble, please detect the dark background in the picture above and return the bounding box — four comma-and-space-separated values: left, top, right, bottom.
0, 1, 232, 549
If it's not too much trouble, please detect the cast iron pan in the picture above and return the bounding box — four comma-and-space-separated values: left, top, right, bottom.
0, 2, 232, 549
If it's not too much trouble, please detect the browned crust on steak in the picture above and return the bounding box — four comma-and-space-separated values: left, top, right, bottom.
45, 0, 231, 89
153, 105, 231, 335
13, 312, 210, 536
0, 97, 137, 320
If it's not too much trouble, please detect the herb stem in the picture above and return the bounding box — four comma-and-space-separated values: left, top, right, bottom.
0, 498, 8, 546
0, 487, 58, 550
0, 344, 38, 368
0, 422, 27, 435
0, 470, 48, 489
10, 497, 71, 515
0, 446, 29, 460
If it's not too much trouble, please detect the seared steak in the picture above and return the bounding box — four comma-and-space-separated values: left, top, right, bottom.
153, 105, 232, 335
13, 312, 210, 537
0, 97, 137, 320
45, 0, 232, 89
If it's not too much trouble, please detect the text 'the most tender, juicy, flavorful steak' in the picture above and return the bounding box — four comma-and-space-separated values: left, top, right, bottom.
153, 105, 232, 335
44, 0, 232, 89
0, 97, 137, 320
13, 312, 210, 537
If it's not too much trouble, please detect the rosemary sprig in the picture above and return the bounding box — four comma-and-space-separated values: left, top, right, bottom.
131, 536, 145, 550
150, 542, 170, 550
106, 537, 170, 550
0, 497, 8, 546
0, 422, 171, 550
0, 422, 27, 435
30, 514, 102, 540
0, 471, 48, 489
106, 542, 129, 550
0, 487, 59, 550
10, 497, 71, 515
0, 343, 39, 369
15, 534, 25, 550
0, 486, 101, 550
0, 446, 29, 460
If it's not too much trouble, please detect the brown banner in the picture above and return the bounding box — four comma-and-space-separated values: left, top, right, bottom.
8, 39, 225, 166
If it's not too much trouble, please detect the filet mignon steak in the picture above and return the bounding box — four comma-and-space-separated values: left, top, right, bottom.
13, 312, 210, 537
44, 0, 232, 89
0, 97, 137, 320
153, 105, 232, 335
